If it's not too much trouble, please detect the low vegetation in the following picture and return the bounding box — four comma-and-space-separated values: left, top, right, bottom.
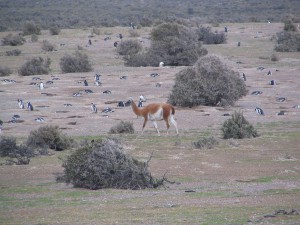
19, 57, 51, 76
58, 138, 163, 190
221, 111, 258, 139
168, 55, 247, 107
5, 49, 21, 56
192, 136, 218, 149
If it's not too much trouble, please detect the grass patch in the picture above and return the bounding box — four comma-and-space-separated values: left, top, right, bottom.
250, 176, 276, 183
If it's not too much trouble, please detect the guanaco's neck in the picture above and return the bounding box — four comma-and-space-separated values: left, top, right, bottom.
131, 100, 143, 116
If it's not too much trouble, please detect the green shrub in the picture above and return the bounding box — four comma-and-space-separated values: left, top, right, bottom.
2, 33, 25, 46
196, 26, 227, 44
49, 26, 61, 35
22, 21, 41, 36
19, 57, 51, 76
117, 39, 142, 56
0, 136, 33, 165
270, 53, 279, 61
109, 121, 135, 134
41, 40, 55, 51
5, 49, 21, 56
168, 55, 247, 107
60, 51, 93, 73
221, 111, 258, 139
0, 136, 17, 157
192, 136, 218, 149
26, 125, 70, 151
0, 66, 13, 76
58, 138, 162, 190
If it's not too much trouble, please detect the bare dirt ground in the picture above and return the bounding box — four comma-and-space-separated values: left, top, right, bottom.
0, 23, 300, 224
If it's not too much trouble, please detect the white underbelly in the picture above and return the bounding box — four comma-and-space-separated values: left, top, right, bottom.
148, 108, 163, 121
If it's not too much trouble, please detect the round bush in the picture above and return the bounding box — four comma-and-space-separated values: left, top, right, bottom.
168, 55, 247, 107
60, 51, 93, 73
59, 139, 160, 190
221, 111, 258, 139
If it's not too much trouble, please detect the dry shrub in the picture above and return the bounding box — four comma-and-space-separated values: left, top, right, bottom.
168, 55, 247, 107
109, 121, 135, 134
193, 136, 218, 149
0, 136, 17, 157
221, 111, 258, 139
5, 49, 21, 56
22, 21, 41, 36
49, 26, 61, 35
129, 29, 140, 37
26, 125, 70, 151
41, 40, 55, 51
31, 34, 38, 42
196, 26, 227, 44
0, 66, 12, 76
19, 57, 51, 76
117, 39, 142, 56
60, 51, 93, 73
58, 138, 163, 190
270, 53, 279, 61
2, 33, 25, 46
0, 136, 34, 165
